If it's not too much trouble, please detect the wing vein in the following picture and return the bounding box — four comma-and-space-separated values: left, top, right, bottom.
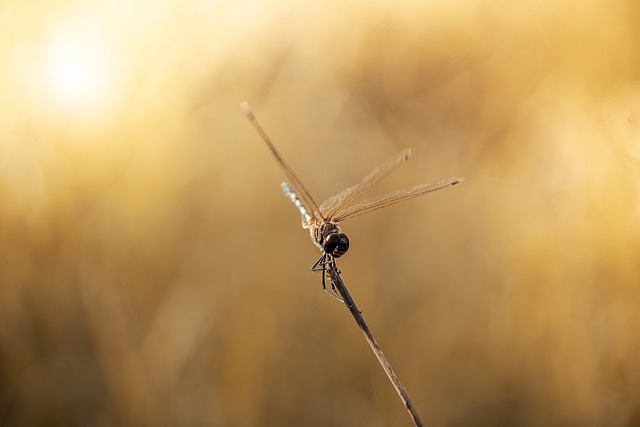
332, 177, 464, 223
320, 148, 412, 220
241, 102, 322, 220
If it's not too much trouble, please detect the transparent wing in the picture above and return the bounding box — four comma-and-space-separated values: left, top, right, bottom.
241, 102, 323, 221
331, 177, 464, 223
319, 148, 412, 221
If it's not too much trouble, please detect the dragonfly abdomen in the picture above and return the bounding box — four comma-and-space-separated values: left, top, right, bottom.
281, 182, 312, 227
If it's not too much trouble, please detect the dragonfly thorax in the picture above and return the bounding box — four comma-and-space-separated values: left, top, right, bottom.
311, 221, 350, 258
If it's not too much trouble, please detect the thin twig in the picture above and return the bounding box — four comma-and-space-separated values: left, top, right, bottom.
325, 262, 424, 427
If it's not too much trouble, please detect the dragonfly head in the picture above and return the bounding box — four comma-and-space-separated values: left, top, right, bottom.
314, 222, 350, 258
324, 232, 349, 258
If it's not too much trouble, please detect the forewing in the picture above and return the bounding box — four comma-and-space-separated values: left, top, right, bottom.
331, 177, 464, 223
319, 148, 412, 221
242, 102, 323, 221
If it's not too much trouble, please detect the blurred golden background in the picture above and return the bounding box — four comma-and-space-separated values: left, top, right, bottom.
1, 0, 640, 426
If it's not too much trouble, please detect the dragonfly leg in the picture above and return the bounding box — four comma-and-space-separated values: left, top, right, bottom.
311, 253, 327, 272
311, 253, 343, 302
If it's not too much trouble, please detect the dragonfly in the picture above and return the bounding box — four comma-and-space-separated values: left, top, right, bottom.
241, 101, 464, 300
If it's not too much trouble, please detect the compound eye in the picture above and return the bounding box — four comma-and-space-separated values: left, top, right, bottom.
324, 232, 349, 258
335, 233, 349, 254
323, 233, 341, 253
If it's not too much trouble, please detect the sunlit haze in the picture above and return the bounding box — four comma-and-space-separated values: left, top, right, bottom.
44, 26, 113, 113
1, 0, 639, 426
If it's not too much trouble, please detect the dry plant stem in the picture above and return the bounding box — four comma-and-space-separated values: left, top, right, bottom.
325, 263, 424, 427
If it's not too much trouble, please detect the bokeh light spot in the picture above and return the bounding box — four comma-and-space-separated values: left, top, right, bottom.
44, 24, 114, 114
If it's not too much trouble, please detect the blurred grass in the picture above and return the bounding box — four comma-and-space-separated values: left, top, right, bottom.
1, 0, 640, 426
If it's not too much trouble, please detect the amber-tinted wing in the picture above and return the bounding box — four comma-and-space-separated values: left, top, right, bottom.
330, 177, 464, 223
241, 102, 323, 221
319, 148, 412, 221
